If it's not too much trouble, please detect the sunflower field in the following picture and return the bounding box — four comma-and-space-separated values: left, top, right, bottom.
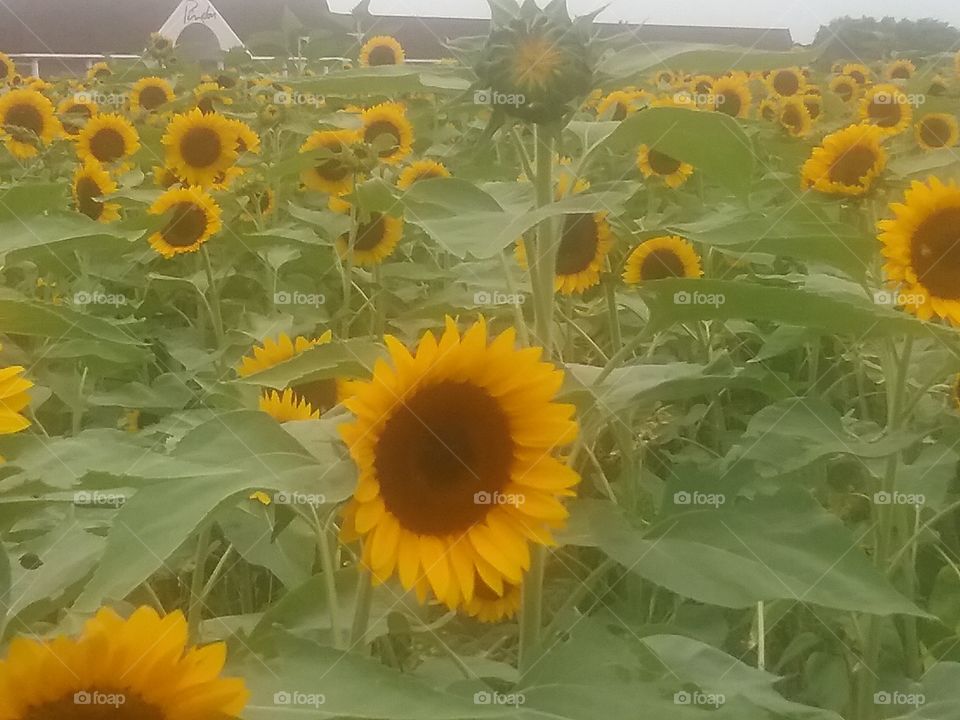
4, 0, 960, 718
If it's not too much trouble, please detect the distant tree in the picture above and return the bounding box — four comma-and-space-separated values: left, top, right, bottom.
813, 16, 960, 61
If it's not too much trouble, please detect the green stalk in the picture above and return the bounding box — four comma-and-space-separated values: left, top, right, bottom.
602, 259, 622, 353
187, 524, 213, 641
341, 194, 359, 337
856, 336, 914, 720
349, 568, 374, 649
200, 246, 224, 348
519, 124, 557, 675
314, 508, 343, 649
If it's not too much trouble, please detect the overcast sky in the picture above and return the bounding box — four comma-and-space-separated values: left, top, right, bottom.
327, 0, 960, 43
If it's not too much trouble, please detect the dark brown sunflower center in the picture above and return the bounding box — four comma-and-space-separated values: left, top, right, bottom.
160, 202, 208, 247
909, 207, 960, 300
217, 74, 237, 89
919, 118, 951, 148
695, 80, 712, 94
640, 248, 687, 280
891, 65, 911, 79
716, 92, 742, 117
868, 98, 902, 127
773, 71, 800, 96
761, 103, 777, 121
291, 378, 339, 414
374, 381, 514, 536
611, 103, 628, 121
834, 82, 854, 101
804, 98, 821, 119
62, 104, 93, 135
827, 144, 877, 186
76, 176, 105, 219
353, 214, 388, 252
197, 97, 215, 114
367, 45, 398, 66
180, 126, 222, 168
647, 149, 682, 176
90, 128, 126, 162
781, 105, 804, 133
138, 85, 169, 111
315, 144, 350, 181
21, 689, 165, 720
5, 103, 43, 135
849, 70, 865, 84
556, 214, 600, 275
364, 121, 400, 157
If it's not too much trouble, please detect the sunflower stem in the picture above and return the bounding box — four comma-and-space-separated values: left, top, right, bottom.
349, 568, 373, 650
342, 196, 359, 337
313, 506, 344, 650
602, 260, 622, 354
187, 524, 213, 642
200, 245, 224, 349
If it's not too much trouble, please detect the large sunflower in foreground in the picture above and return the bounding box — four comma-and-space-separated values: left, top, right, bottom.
0, 88, 61, 159
800, 124, 887, 197
330, 198, 404, 266
75, 113, 140, 166
623, 236, 703, 283
0, 365, 32, 434
147, 185, 222, 258
637, 144, 693, 188
359, 35, 405, 66
300, 129, 359, 195
711, 76, 751, 118
130, 76, 175, 114
859, 84, 913, 136
915, 113, 959, 150
162, 108, 239, 188
0, 606, 248, 720
72, 157, 120, 223
361, 102, 413, 165
397, 159, 450, 189
238, 331, 346, 420
340, 317, 580, 609
878, 176, 960, 324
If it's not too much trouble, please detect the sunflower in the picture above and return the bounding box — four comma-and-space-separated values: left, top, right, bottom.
829, 75, 859, 103
843, 63, 871, 85
915, 113, 959, 150
152, 165, 181, 188
0, 365, 32, 434
359, 35, 405, 66
654, 69, 676, 87
86, 61, 112, 81
300, 129, 359, 195
885, 59, 915, 80
859, 84, 913, 136
877, 176, 960, 323
147, 185, 222, 258
0, 52, 15, 84
330, 199, 404, 266
596, 89, 647, 120
0, 605, 248, 720
623, 236, 703, 283
711, 76, 751, 118
515, 209, 613, 295
778, 96, 812, 137
0, 88, 61, 159
800, 123, 887, 197
460, 577, 523, 622
397, 159, 450, 189
361, 102, 413, 165
193, 81, 233, 114
209, 166, 245, 190
75, 113, 140, 166
162, 108, 239, 188
803, 91, 822, 121
72, 157, 120, 223
689, 74, 714, 96
230, 119, 260, 154
339, 317, 580, 609
758, 98, 779, 121
767, 67, 805, 97
637, 144, 693, 188
244, 186, 276, 219
57, 97, 97, 137
929, 75, 949, 96
238, 331, 346, 419
130, 76, 174, 113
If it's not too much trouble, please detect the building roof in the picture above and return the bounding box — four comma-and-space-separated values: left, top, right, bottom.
0, 0, 793, 57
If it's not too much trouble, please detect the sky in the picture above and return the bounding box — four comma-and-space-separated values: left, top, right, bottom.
327, 0, 960, 44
